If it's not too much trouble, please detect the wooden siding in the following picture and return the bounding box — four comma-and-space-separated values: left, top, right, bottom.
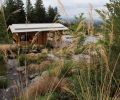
13, 32, 47, 46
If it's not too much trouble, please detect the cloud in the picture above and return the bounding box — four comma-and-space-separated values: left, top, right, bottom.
29, 0, 109, 19
57, 0, 109, 19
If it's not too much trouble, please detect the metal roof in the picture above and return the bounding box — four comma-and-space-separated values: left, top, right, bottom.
9, 23, 68, 33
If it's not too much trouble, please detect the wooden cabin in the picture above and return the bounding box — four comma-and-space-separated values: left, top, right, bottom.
9, 23, 68, 46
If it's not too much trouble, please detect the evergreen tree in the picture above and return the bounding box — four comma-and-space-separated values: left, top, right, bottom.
54, 7, 60, 22
0, 9, 8, 43
14, 0, 26, 23
4, 0, 17, 25
34, 0, 46, 23
47, 6, 55, 23
26, 0, 34, 23
47, 6, 60, 23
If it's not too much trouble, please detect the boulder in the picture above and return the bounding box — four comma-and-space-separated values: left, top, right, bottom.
48, 54, 59, 61
6, 85, 19, 99
41, 71, 50, 78
16, 67, 25, 73
28, 73, 39, 80
72, 54, 91, 64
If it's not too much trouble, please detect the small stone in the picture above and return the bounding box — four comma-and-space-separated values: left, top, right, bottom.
29, 73, 39, 80
16, 67, 25, 73
47, 54, 59, 61
31, 76, 43, 83
41, 49, 48, 54
41, 71, 50, 78
31, 50, 38, 53
29, 75, 36, 80
13, 73, 18, 76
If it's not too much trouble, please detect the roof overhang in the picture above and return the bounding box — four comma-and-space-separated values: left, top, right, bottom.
9, 23, 68, 33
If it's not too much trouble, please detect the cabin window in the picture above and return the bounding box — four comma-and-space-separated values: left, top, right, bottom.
21, 34, 29, 41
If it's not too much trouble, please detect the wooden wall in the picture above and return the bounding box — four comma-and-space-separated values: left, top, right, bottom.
36, 32, 47, 45
13, 32, 47, 46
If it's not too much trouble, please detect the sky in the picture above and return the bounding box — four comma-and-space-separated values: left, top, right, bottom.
24, 0, 110, 20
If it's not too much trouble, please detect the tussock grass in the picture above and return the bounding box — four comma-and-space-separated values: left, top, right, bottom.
23, 76, 69, 100
28, 60, 52, 73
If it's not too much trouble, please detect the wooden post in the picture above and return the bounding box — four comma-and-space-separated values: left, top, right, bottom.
13, 33, 20, 44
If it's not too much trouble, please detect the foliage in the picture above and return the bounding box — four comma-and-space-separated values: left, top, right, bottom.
59, 60, 76, 77
0, 76, 8, 89
0, 53, 8, 89
34, 0, 46, 23
46, 42, 54, 50
74, 47, 85, 55
47, 6, 60, 23
0, 9, 9, 43
18, 54, 26, 66
1, 0, 60, 25
4, 0, 16, 25
14, 0, 26, 23
18, 53, 48, 66
0, 53, 7, 76
4, 0, 25, 25
26, 0, 35, 23
96, 0, 120, 79
71, 13, 86, 32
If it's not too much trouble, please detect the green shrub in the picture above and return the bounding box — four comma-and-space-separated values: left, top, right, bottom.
0, 65, 7, 76
18, 54, 38, 66
18, 53, 48, 66
0, 53, 5, 64
0, 53, 7, 76
59, 60, 77, 78
0, 76, 8, 89
18, 54, 26, 66
74, 47, 85, 55
46, 42, 54, 50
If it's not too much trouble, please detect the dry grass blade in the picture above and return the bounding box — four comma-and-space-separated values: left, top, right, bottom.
23, 76, 69, 100
98, 45, 109, 70
28, 61, 51, 72
56, 0, 70, 24
87, 3, 94, 35
75, 20, 84, 33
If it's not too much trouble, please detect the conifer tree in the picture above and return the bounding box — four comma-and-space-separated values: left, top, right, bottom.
34, 0, 46, 23
26, 0, 34, 23
14, 0, 26, 23
4, 0, 16, 25
47, 6, 60, 23
0, 9, 9, 43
